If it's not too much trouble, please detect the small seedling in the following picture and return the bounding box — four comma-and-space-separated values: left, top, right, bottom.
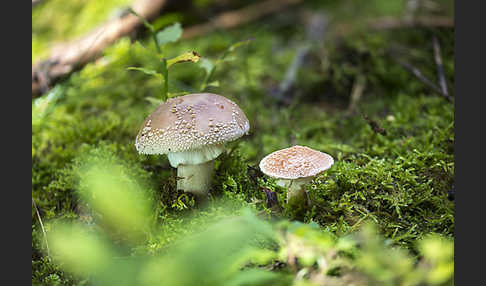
127, 10, 200, 102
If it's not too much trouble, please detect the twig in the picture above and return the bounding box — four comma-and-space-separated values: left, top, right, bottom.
362, 113, 387, 136
271, 44, 310, 104
394, 58, 448, 99
271, 11, 328, 105
181, 0, 303, 39
432, 35, 452, 101
32, 198, 50, 258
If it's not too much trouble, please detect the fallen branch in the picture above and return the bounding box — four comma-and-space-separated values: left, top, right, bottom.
181, 0, 304, 39
32, 0, 168, 97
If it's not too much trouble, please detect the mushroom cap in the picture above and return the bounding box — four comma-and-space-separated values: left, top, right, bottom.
135, 93, 250, 155
259, 145, 334, 180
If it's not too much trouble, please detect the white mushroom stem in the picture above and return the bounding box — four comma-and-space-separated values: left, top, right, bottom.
177, 160, 215, 196
276, 177, 313, 206
167, 144, 225, 196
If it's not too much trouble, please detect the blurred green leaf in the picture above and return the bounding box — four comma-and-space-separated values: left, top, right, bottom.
76, 157, 153, 242
32, 85, 64, 126
152, 13, 184, 31
49, 222, 114, 276
145, 96, 164, 106
226, 269, 287, 286
166, 51, 201, 68
126, 67, 162, 78
207, 80, 220, 87
156, 22, 182, 46
199, 57, 214, 75
200, 38, 252, 91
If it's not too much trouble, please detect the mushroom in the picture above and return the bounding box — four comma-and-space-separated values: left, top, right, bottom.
259, 145, 334, 210
135, 93, 250, 197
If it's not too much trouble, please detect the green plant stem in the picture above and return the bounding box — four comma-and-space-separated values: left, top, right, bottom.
152, 34, 161, 54
161, 58, 168, 101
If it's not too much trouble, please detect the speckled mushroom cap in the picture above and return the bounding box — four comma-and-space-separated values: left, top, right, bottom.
135, 93, 250, 154
259, 145, 334, 180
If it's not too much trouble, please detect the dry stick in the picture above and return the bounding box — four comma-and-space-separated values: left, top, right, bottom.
272, 12, 328, 105
432, 35, 452, 101
32, 198, 50, 257
394, 58, 450, 101
32, 0, 168, 97
270, 44, 310, 105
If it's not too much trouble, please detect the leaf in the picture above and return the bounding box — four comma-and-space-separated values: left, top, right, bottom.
77, 160, 153, 242
227, 38, 253, 52
226, 269, 284, 286
156, 22, 183, 46
199, 58, 214, 75
166, 51, 201, 68
32, 85, 64, 125
207, 81, 219, 87
127, 67, 162, 78
49, 223, 114, 276
145, 97, 164, 106
218, 56, 237, 63
199, 39, 252, 91
217, 38, 253, 64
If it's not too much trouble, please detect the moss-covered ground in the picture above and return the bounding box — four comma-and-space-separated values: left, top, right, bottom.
32, 1, 454, 284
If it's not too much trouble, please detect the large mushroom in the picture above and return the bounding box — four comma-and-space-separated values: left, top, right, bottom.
135, 93, 250, 197
259, 145, 334, 212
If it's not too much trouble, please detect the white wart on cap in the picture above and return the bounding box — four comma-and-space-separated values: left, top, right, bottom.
135, 93, 250, 196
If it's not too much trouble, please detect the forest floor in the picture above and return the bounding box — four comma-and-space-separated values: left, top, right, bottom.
32, 1, 454, 285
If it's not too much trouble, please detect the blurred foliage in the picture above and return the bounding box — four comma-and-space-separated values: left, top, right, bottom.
32, 0, 133, 63
33, 0, 454, 284
39, 153, 452, 285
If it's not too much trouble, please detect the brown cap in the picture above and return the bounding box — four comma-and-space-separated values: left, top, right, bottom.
135, 93, 250, 154
259, 145, 334, 180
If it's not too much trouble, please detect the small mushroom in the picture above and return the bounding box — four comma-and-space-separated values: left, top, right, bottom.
259, 145, 334, 212
135, 93, 250, 197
